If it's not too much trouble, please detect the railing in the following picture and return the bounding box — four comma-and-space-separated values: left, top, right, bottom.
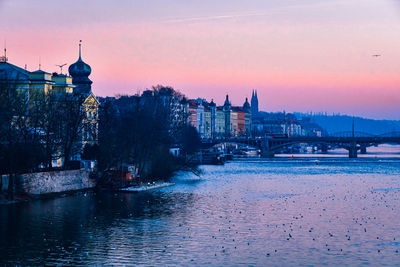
330, 131, 400, 138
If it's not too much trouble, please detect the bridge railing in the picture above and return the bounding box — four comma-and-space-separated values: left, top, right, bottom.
329, 131, 400, 138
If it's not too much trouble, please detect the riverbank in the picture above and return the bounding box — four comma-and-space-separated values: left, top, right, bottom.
0, 181, 177, 205
0, 193, 30, 205
0, 188, 96, 206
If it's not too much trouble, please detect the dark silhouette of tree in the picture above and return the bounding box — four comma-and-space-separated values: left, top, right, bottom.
179, 125, 201, 155
0, 73, 44, 199
97, 86, 200, 184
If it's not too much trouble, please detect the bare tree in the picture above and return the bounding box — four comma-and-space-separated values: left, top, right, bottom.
0, 73, 43, 199
97, 86, 200, 185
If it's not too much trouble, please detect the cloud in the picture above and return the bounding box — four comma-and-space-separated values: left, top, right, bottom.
160, 0, 368, 24
162, 11, 275, 24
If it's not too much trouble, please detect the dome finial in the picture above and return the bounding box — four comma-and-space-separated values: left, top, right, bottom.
79, 40, 82, 59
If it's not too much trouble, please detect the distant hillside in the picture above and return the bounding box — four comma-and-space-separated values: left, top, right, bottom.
294, 113, 400, 136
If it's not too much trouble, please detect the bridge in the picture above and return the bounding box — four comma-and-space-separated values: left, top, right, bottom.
201, 131, 400, 158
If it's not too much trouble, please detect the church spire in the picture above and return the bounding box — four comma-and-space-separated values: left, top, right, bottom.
251, 89, 259, 116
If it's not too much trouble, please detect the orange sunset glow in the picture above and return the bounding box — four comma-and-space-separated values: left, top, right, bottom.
1, 0, 400, 118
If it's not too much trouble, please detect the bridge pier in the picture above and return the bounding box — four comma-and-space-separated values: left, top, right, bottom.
261, 150, 275, 158
348, 147, 358, 158
360, 145, 367, 154
260, 139, 275, 158
321, 144, 328, 154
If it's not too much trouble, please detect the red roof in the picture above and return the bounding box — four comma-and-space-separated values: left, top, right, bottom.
231, 106, 244, 113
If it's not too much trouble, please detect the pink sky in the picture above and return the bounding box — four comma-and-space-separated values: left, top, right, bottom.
1, 0, 400, 119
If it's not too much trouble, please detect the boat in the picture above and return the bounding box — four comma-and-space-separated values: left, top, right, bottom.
243, 149, 260, 156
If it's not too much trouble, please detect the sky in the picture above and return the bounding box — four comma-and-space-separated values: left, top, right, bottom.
1, 0, 400, 119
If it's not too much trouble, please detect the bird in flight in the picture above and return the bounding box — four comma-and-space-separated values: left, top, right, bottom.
372, 54, 381, 57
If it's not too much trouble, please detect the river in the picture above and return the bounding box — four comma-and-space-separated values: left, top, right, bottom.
1, 148, 400, 266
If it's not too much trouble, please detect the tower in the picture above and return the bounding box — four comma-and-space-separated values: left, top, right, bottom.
223, 94, 231, 137
243, 97, 252, 136
209, 99, 217, 139
242, 97, 250, 113
251, 90, 259, 116
68, 41, 93, 97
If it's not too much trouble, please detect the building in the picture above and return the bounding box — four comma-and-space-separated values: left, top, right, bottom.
0, 42, 99, 165
184, 90, 323, 139
242, 98, 252, 136
204, 105, 212, 139
232, 106, 245, 136
188, 99, 205, 138
0, 60, 75, 102
230, 108, 238, 137
187, 94, 252, 139
68, 42, 99, 149
251, 90, 259, 118
209, 100, 217, 139
215, 107, 225, 138
68, 41, 93, 96
188, 100, 198, 130
223, 95, 231, 137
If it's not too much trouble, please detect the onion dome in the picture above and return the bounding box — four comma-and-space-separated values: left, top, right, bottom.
68, 41, 92, 95
243, 97, 250, 113
68, 56, 91, 78
243, 97, 250, 109
69, 42, 91, 79
224, 94, 230, 106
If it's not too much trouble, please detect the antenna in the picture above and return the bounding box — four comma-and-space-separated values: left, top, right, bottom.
0, 39, 7, 62
39, 56, 41, 70
56, 63, 67, 74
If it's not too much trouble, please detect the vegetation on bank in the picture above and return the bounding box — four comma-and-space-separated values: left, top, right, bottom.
88, 85, 201, 186
0, 76, 88, 199
1, 76, 201, 198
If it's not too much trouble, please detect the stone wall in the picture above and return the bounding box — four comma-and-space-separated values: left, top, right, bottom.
16, 169, 96, 196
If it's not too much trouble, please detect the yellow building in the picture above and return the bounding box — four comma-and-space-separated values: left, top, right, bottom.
230, 110, 238, 137
0, 43, 99, 165
215, 107, 225, 138
204, 107, 212, 139
81, 93, 99, 146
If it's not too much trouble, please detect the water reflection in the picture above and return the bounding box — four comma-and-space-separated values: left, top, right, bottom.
1, 158, 400, 265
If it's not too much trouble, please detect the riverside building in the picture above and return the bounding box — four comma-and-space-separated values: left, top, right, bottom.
187, 94, 252, 139
0, 42, 99, 166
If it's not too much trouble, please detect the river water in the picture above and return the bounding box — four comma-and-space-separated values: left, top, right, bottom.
1, 149, 400, 266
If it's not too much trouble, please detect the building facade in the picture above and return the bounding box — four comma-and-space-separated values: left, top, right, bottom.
0, 43, 99, 166
215, 107, 225, 138
187, 94, 252, 139
68, 42, 99, 150
204, 106, 212, 139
